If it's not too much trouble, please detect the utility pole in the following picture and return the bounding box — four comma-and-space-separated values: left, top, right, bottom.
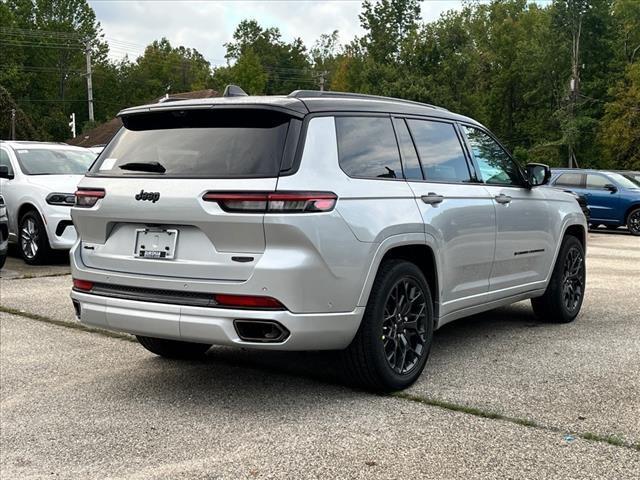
567, 5, 583, 169
316, 71, 328, 91
69, 113, 76, 138
85, 40, 94, 122
10, 109, 16, 140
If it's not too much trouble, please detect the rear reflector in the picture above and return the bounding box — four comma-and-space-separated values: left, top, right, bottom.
203, 191, 337, 213
213, 294, 285, 310
73, 279, 94, 292
75, 188, 105, 208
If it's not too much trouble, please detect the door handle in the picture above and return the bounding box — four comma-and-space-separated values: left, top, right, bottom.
494, 194, 512, 204
421, 193, 444, 205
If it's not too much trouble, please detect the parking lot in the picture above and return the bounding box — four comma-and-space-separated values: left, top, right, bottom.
1, 231, 639, 479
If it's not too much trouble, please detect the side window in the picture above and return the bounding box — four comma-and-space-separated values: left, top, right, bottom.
555, 173, 583, 187
393, 118, 423, 180
586, 174, 609, 189
0, 149, 14, 175
462, 126, 523, 186
335, 116, 402, 179
407, 119, 470, 182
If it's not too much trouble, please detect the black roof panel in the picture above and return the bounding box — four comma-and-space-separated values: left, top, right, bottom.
118, 90, 481, 126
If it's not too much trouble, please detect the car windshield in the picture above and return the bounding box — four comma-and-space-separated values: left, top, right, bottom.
621, 173, 640, 187
15, 148, 95, 175
607, 172, 639, 189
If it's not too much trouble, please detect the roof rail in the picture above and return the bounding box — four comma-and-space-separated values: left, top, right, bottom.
288, 90, 445, 111
158, 95, 190, 103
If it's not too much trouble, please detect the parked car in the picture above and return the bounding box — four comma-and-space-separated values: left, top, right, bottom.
550, 169, 640, 235
0, 141, 96, 264
69, 88, 587, 391
612, 170, 640, 187
0, 195, 8, 269
88, 144, 105, 155
560, 189, 590, 221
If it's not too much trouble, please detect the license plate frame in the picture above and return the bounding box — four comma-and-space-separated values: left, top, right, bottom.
134, 228, 178, 260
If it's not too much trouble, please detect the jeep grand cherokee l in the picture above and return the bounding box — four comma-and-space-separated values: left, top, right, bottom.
70, 88, 587, 391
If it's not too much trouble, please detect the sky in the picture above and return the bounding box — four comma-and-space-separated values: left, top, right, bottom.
89, 0, 464, 67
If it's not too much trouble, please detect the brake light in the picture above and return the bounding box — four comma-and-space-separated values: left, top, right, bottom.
202, 192, 337, 213
213, 294, 285, 310
75, 188, 105, 208
73, 278, 94, 292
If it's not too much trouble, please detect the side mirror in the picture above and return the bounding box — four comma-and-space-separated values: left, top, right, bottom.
604, 184, 618, 193
0, 165, 13, 180
525, 163, 551, 187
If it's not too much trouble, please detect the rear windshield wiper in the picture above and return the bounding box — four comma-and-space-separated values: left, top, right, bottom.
118, 161, 166, 173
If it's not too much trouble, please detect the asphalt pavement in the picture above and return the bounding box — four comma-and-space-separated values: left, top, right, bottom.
1, 232, 639, 479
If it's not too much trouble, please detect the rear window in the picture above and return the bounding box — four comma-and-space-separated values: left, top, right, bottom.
336, 116, 403, 179
90, 109, 293, 178
555, 173, 583, 187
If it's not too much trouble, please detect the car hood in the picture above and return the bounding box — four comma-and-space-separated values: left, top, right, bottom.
25, 174, 84, 193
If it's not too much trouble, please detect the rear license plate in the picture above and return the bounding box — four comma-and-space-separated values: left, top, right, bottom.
134, 229, 178, 260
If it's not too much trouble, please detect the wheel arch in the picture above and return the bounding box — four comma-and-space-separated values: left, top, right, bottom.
623, 202, 640, 224
16, 202, 51, 244
358, 234, 440, 321
563, 223, 586, 249
18, 202, 41, 222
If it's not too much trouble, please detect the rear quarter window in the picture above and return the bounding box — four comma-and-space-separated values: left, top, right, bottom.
335, 116, 403, 180
90, 109, 293, 178
555, 173, 583, 187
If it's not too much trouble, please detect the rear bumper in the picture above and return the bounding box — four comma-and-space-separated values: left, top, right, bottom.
70, 289, 363, 350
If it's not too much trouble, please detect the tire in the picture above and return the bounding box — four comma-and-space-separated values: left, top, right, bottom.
136, 336, 211, 359
531, 235, 586, 323
18, 210, 52, 265
627, 208, 640, 236
342, 259, 434, 392
0, 252, 6, 270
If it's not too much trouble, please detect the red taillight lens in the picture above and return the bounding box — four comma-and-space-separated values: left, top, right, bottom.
202, 193, 268, 213
213, 294, 285, 310
73, 278, 94, 292
75, 188, 105, 208
203, 192, 337, 213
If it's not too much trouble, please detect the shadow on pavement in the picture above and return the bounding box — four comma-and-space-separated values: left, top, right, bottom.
109, 303, 542, 397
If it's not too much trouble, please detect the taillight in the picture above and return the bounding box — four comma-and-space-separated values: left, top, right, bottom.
73, 278, 94, 292
202, 192, 337, 213
75, 188, 105, 208
213, 294, 285, 310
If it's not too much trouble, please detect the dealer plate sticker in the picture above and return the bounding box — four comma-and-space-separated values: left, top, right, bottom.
134, 229, 178, 260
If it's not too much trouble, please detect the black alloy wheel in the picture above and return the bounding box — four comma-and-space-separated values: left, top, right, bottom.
560, 245, 585, 315
382, 277, 429, 375
627, 209, 640, 236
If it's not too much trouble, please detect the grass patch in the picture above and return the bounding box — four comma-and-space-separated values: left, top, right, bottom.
0, 305, 135, 342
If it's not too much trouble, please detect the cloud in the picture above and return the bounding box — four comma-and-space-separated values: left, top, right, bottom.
89, 0, 463, 65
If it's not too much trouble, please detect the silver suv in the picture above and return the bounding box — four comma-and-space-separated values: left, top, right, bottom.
70, 89, 587, 391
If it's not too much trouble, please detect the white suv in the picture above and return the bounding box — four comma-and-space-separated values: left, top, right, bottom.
69, 89, 587, 391
0, 141, 96, 264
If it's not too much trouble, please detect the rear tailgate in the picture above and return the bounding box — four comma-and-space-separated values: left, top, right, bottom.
72, 107, 301, 281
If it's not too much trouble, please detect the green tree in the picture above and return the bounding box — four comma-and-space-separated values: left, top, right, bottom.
221, 19, 313, 93
599, 63, 640, 169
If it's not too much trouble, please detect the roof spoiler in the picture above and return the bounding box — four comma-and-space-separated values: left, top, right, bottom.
223, 85, 248, 97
